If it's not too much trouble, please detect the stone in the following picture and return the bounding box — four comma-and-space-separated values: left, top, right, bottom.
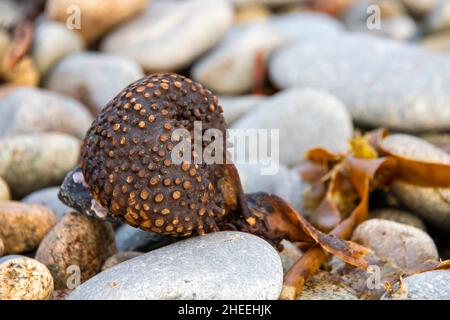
425, 0, 450, 33
235, 161, 306, 212
234, 3, 271, 24
381, 134, 450, 232
58, 166, 103, 220
0, 201, 56, 254
401, 0, 436, 17
192, 21, 286, 95
232, 87, 353, 167
0, 27, 37, 86
35, 212, 116, 290
51, 289, 72, 300
46, 0, 149, 43
68, 231, 282, 300
32, 20, 85, 75
0, 255, 54, 300
115, 223, 172, 252
368, 208, 426, 230
421, 132, 450, 153
22, 187, 72, 221
58, 166, 132, 228
383, 270, 450, 300
269, 32, 450, 131
101, 0, 233, 72
0, 87, 92, 139
0, 133, 80, 198
102, 251, 143, 271
45, 52, 143, 113
343, 0, 412, 40
271, 12, 343, 41
297, 270, 359, 300
352, 219, 439, 270
279, 240, 302, 274
0, 0, 24, 29
219, 95, 267, 124
0, 177, 10, 202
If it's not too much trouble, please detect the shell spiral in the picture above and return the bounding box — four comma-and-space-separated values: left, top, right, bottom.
80, 73, 229, 237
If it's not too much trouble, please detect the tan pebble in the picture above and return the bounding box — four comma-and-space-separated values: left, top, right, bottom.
102, 251, 143, 271
0, 201, 56, 254
0, 256, 54, 300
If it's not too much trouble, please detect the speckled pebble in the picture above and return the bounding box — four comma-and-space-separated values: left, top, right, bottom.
0, 133, 80, 198
68, 231, 282, 300
22, 187, 72, 221
36, 212, 116, 290
0, 201, 56, 254
352, 219, 438, 270
0, 256, 54, 300
45, 52, 143, 112
0, 87, 92, 139
382, 134, 450, 232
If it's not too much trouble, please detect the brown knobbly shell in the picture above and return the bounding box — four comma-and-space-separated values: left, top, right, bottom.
81, 73, 229, 237
35, 212, 116, 290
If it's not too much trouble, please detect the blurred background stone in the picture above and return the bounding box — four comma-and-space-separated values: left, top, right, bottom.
32, 20, 85, 76
232, 87, 353, 167
101, 0, 233, 72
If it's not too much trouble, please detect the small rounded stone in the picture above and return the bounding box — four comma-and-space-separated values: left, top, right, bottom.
0, 256, 54, 300
80, 73, 228, 237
